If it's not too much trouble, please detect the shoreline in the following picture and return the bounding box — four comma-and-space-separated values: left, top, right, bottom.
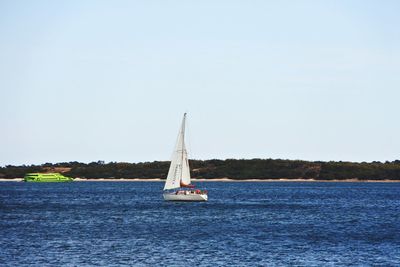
1, 178, 399, 183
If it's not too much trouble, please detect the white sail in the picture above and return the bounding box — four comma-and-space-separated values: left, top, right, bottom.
164, 113, 191, 190
180, 143, 191, 185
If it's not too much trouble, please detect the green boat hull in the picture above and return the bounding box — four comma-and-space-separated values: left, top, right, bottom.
24, 173, 73, 182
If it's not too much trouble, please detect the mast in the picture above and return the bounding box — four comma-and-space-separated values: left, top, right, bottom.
180, 113, 186, 183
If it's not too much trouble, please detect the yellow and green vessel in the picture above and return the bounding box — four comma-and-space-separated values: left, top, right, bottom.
24, 173, 74, 182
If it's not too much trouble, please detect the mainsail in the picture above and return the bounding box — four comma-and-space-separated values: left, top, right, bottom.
164, 113, 191, 190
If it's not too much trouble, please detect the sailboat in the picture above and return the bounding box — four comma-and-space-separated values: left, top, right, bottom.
163, 113, 208, 202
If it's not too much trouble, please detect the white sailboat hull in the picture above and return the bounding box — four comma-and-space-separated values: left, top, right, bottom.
163, 192, 208, 202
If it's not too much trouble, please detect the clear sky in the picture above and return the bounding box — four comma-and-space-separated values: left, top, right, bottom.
1, 0, 399, 166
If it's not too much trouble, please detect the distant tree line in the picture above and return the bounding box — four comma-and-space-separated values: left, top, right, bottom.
1, 159, 400, 180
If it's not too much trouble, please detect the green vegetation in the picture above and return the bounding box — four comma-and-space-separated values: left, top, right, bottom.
1, 159, 400, 180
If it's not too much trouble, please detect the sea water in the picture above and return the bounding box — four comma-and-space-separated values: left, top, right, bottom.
0, 181, 399, 266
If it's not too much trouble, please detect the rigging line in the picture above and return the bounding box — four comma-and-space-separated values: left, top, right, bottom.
185, 113, 194, 184
186, 113, 193, 160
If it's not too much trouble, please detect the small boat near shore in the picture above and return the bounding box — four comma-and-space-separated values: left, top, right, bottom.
163, 113, 208, 202
24, 173, 73, 182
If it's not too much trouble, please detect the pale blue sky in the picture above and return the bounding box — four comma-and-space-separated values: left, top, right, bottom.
1, 0, 399, 166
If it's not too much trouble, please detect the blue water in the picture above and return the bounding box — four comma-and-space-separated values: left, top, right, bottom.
1, 182, 400, 266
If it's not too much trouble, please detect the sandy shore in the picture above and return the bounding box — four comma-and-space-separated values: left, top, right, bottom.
194, 178, 400, 182
1, 178, 399, 182
0, 178, 24, 182
73, 178, 163, 182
